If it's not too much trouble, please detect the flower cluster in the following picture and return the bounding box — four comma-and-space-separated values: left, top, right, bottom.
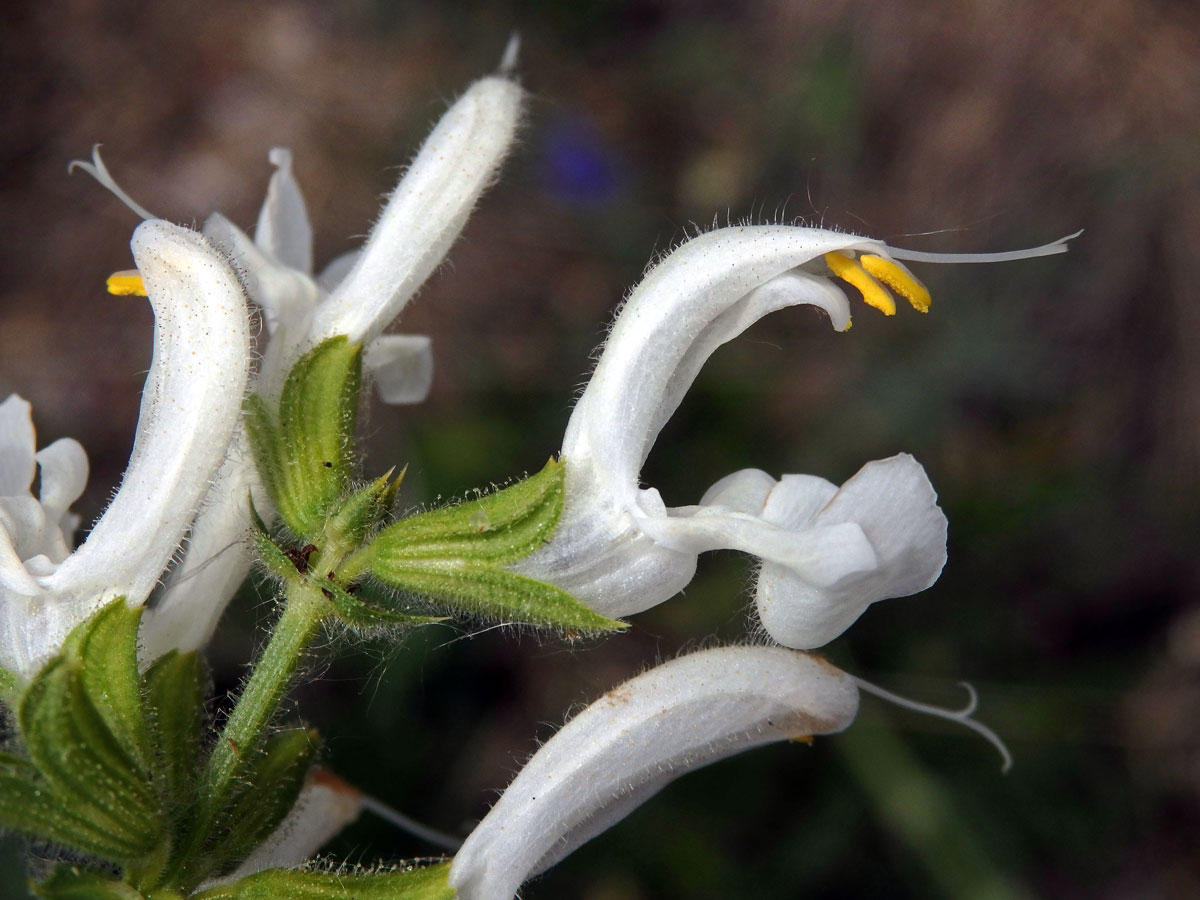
0, 42, 1073, 900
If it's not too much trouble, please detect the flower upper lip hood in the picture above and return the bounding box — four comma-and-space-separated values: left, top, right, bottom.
136, 63, 525, 660
516, 225, 1076, 647
449, 645, 860, 900
0, 220, 251, 681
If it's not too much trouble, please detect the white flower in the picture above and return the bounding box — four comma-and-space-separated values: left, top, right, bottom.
448, 645, 860, 900
133, 59, 525, 659
515, 225, 1076, 648
0, 221, 250, 681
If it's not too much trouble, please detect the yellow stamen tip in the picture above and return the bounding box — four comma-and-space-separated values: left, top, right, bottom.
823, 251, 896, 316
859, 254, 932, 313
106, 270, 147, 296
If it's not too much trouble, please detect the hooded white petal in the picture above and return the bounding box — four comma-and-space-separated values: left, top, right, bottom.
305, 73, 524, 347
0, 221, 250, 679
449, 645, 859, 900
754, 453, 947, 648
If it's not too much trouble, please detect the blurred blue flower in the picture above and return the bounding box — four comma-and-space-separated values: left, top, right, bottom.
540, 116, 620, 206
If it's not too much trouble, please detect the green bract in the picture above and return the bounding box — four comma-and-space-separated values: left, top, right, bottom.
191, 861, 455, 900
3, 601, 164, 867
361, 459, 625, 633
245, 336, 363, 540
0, 601, 330, 897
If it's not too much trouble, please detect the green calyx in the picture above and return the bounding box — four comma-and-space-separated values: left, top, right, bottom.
361, 457, 626, 634
2, 601, 165, 867
191, 860, 455, 900
1, 600, 326, 897
245, 336, 364, 540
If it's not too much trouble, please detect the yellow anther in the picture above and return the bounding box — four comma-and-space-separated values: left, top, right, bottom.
859, 254, 932, 313
822, 251, 896, 316
106, 270, 147, 296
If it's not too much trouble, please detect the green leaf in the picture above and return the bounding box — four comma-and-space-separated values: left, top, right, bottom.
246, 337, 364, 538
143, 650, 206, 821
318, 580, 446, 633
32, 866, 155, 900
369, 458, 566, 565
191, 861, 455, 900
205, 728, 319, 876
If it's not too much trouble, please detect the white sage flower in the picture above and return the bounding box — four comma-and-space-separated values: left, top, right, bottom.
516, 225, 1076, 647
0, 220, 250, 680
132, 55, 525, 659
449, 645, 860, 900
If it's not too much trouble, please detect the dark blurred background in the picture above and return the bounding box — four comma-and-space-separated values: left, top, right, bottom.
2, 1, 1198, 897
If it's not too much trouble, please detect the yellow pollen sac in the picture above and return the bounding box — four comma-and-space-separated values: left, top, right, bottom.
106, 270, 147, 296
859, 254, 932, 313
822, 251, 896, 316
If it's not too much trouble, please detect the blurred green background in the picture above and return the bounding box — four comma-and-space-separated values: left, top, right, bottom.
2, 1, 1197, 897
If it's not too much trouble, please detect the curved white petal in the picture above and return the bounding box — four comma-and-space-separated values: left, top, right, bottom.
449, 646, 859, 900
306, 74, 524, 346
0, 394, 36, 496
698, 467, 780, 514
255, 147, 313, 275
562, 227, 878, 500
364, 334, 434, 405
0, 398, 85, 610
11, 220, 253, 676
756, 454, 948, 649
35, 438, 88, 530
